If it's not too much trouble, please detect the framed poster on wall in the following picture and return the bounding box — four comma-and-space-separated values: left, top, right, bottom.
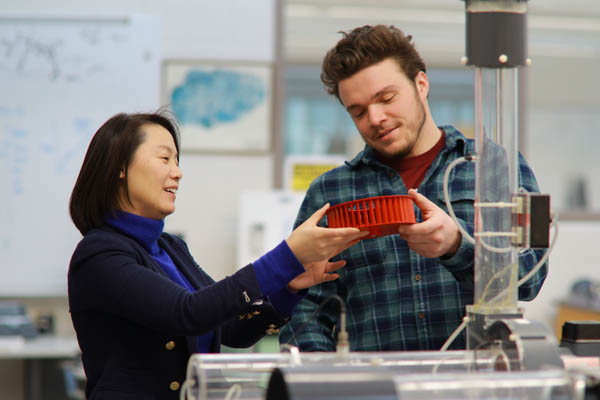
162, 60, 272, 153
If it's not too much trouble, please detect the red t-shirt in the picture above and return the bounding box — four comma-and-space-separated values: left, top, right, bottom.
384, 130, 445, 189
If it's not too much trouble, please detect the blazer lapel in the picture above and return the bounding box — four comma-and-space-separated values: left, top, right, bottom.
159, 236, 207, 288
159, 235, 218, 354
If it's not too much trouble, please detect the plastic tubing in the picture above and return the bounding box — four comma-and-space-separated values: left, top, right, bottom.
443, 156, 515, 254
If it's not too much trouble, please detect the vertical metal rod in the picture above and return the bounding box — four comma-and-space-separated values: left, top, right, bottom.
496, 69, 502, 145
511, 68, 519, 192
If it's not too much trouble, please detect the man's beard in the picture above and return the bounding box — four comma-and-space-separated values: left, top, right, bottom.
379, 95, 427, 160
397, 98, 426, 158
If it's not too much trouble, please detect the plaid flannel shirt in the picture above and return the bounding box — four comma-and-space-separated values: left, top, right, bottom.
279, 126, 547, 351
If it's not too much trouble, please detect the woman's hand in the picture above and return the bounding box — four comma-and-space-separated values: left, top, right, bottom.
285, 203, 368, 266
288, 260, 347, 292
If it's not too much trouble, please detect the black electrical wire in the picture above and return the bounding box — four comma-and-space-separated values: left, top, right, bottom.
283, 294, 346, 348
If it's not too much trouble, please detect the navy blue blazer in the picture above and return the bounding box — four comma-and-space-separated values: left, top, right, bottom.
68, 225, 289, 400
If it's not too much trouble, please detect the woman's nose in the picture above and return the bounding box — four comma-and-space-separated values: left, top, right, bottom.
172, 163, 182, 180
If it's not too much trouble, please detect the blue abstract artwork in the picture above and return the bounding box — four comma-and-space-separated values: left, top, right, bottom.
164, 62, 272, 152
171, 69, 266, 129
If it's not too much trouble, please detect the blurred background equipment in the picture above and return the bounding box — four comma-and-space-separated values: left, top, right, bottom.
0, 302, 37, 339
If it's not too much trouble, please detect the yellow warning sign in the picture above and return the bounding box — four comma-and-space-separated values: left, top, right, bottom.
291, 163, 339, 191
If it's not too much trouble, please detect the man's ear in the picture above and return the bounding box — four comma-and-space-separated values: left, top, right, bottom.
415, 71, 430, 99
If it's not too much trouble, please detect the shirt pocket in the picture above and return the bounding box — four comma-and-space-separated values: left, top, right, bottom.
436, 189, 475, 226
337, 238, 384, 272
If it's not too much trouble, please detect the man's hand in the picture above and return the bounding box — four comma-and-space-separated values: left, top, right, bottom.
397, 189, 461, 258
288, 260, 346, 292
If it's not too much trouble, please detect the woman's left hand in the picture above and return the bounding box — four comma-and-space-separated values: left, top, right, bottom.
286, 203, 368, 265
287, 259, 347, 292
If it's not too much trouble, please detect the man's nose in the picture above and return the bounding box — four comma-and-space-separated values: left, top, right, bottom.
368, 104, 386, 126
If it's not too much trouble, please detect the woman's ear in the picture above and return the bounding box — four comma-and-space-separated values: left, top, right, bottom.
119, 170, 125, 179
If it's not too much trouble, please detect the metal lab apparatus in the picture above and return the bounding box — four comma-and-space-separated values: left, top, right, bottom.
268, 368, 581, 400
181, 350, 498, 399
181, 349, 580, 400
180, 351, 582, 400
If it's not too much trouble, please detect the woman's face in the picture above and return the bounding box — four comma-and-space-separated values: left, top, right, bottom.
119, 123, 182, 220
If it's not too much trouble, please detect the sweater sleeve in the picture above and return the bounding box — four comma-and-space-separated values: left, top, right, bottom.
267, 287, 306, 317
252, 240, 305, 296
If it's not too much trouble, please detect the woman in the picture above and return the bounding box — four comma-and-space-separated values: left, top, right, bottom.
68, 112, 366, 400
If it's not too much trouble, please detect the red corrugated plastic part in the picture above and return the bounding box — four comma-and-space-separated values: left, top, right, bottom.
326, 195, 416, 239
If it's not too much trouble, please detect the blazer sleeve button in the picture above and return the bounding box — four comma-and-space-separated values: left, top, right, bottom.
169, 381, 180, 391
165, 341, 176, 351
265, 324, 278, 335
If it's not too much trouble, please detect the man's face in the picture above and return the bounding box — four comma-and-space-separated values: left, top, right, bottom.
338, 58, 429, 160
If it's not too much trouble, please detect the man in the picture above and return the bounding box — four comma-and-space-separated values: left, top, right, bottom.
279, 25, 547, 351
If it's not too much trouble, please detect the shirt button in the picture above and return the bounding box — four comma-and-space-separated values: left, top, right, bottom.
165, 341, 176, 351
387, 170, 395, 178
169, 381, 180, 391
418, 312, 425, 319
415, 274, 421, 281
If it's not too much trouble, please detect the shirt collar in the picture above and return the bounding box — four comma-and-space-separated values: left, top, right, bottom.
346, 125, 468, 169
105, 210, 164, 255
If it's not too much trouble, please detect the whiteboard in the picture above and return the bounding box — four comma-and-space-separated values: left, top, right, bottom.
0, 14, 161, 296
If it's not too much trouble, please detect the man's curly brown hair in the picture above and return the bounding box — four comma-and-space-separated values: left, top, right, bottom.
321, 25, 426, 102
